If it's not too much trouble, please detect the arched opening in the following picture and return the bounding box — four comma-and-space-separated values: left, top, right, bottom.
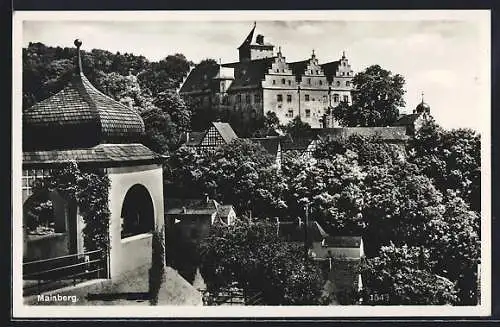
121, 184, 154, 239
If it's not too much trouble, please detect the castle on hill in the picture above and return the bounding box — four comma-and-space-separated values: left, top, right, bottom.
179, 22, 355, 134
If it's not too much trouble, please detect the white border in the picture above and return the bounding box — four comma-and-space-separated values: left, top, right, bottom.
12, 10, 491, 318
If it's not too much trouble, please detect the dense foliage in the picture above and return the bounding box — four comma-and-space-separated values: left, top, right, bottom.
332, 65, 405, 127
199, 219, 329, 305
33, 162, 111, 258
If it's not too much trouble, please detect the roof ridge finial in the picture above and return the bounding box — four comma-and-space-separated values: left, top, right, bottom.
253, 21, 257, 28
312, 49, 315, 57
342, 50, 346, 59
74, 39, 83, 74
421, 91, 425, 103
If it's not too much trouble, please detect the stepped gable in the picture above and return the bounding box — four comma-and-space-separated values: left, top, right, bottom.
23, 39, 145, 151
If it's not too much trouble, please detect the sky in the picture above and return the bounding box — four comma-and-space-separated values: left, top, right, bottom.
19, 11, 490, 131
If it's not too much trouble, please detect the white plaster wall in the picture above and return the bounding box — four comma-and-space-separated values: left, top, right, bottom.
106, 164, 164, 279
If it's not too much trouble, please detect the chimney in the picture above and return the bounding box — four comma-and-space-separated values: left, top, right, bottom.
256, 34, 264, 45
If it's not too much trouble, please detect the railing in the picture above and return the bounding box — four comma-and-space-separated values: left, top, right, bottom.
23, 249, 108, 296
201, 286, 263, 306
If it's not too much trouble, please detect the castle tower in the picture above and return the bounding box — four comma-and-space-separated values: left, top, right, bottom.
238, 22, 275, 62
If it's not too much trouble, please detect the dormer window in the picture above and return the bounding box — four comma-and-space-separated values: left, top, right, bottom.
256, 34, 264, 45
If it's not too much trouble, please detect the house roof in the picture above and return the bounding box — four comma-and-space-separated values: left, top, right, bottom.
278, 220, 329, 243
281, 137, 316, 151
321, 61, 341, 83
178, 61, 220, 94
250, 137, 280, 157
324, 236, 362, 248
315, 127, 409, 142
212, 122, 238, 143
185, 131, 207, 146
23, 40, 145, 151
216, 205, 234, 218
288, 60, 309, 81
22, 143, 160, 166
165, 198, 219, 216
223, 57, 276, 90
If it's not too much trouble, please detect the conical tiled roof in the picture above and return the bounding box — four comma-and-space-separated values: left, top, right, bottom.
23, 39, 145, 151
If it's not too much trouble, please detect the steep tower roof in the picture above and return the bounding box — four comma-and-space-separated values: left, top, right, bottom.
23, 39, 145, 151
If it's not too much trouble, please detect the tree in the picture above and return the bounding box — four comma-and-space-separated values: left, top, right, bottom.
153, 90, 191, 133
252, 111, 281, 137
282, 116, 312, 138
332, 65, 405, 127
199, 219, 329, 305
409, 120, 481, 212
361, 243, 458, 305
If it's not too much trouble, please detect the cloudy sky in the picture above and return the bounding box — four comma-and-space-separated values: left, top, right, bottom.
19, 11, 490, 131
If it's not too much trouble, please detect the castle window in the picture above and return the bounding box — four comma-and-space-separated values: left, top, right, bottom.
273, 80, 276, 85
288, 80, 291, 86
343, 62, 346, 67
276, 69, 279, 73
343, 95, 349, 102
333, 94, 339, 102
316, 70, 319, 75
282, 78, 286, 85
255, 94, 261, 103
319, 80, 323, 86
287, 109, 294, 118
277, 94, 283, 102
287, 94, 292, 103
246, 94, 251, 104
341, 72, 345, 76
237, 94, 242, 103
305, 94, 310, 102
346, 81, 350, 87
307, 78, 311, 85
336, 81, 341, 87
305, 109, 311, 118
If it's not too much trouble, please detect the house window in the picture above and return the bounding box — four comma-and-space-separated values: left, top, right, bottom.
346, 81, 350, 87
246, 94, 251, 104
237, 94, 242, 103
287, 94, 292, 103
288, 80, 292, 86
254, 94, 261, 103
282, 78, 286, 84
273, 80, 276, 85
336, 81, 341, 87
22, 169, 51, 200
305, 109, 311, 118
287, 109, 294, 118
277, 94, 283, 102
334, 94, 339, 102
341, 72, 345, 76
307, 78, 311, 85
305, 94, 310, 102
319, 80, 323, 86
316, 70, 319, 75
343, 95, 349, 102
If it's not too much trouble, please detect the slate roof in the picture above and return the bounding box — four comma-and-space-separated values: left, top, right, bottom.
23, 55, 145, 151
288, 60, 309, 81
321, 61, 341, 84
223, 57, 276, 90
22, 143, 160, 166
212, 122, 239, 143
178, 61, 220, 94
